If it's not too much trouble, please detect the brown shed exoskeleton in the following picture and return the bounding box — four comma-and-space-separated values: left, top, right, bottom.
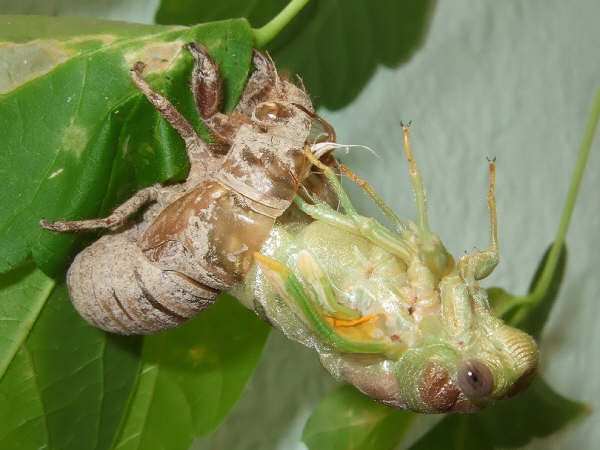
41, 44, 334, 334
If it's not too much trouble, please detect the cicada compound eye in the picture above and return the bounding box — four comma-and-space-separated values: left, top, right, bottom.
253, 101, 293, 124
457, 359, 494, 399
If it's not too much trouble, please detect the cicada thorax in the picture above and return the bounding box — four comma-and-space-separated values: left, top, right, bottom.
217, 126, 310, 217
140, 108, 312, 281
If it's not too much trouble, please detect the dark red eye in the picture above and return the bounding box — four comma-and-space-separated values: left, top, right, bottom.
457, 359, 494, 399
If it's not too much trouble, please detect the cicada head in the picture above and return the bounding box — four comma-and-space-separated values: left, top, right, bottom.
386, 294, 539, 413
243, 50, 316, 142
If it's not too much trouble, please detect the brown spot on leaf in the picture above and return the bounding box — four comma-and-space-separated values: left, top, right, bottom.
124, 40, 184, 74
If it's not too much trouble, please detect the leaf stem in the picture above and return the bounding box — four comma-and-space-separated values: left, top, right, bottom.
524, 88, 600, 306
253, 0, 310, 47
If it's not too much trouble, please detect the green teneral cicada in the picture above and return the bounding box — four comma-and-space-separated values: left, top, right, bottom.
40, 44, 538, 413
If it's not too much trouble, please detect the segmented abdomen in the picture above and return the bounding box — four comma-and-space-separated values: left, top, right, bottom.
67, 232, 217, 335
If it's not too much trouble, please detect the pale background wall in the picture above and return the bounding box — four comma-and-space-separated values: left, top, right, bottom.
2, 1, 599, 448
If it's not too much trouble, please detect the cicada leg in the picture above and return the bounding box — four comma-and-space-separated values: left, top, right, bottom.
400, 122, 430, 235
232, 50, 278, 117
186, 43, 240, 144
186, 43, 222, 120
295, 250, 359, 320
337, 163, 406, 234
400, 123, 455, 278
458, 158, 500, 283
254, 252, 400, 356
40, 185, 159, 232
298, 149, 414, 265
130, 62, 201, 147
295, 196, 414, 264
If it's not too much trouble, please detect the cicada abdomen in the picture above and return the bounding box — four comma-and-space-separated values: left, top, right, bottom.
41, 44, 330, 334
65, 227, 217, 334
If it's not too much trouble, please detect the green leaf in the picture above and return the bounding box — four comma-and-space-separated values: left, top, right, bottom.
0, 263, 54, 379
0, 281, 143, 450
0, 284, 268, 450
114, 294, 269, 450
0, 15, 255, 276
302, 384, 415, 450
155, 0, 435, 109
408, 376, 587, 450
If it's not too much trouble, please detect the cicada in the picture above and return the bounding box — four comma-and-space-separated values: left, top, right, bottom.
41, 44, 538, 413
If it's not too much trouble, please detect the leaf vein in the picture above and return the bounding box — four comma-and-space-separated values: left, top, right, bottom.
22, 345, 51, 447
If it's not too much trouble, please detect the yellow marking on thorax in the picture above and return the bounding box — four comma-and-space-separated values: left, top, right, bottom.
325, 314, 377, 328
325, 314, 381, 343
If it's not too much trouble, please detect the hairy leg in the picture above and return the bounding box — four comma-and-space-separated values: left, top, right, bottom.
300, 149, 414, 264
40, 185, 159, 232
130, 59, 217, 170
130, 62, 200, 147
401, 122, 430, 235
458, 158, 499, 283
338, 163, 405, 233
400, 123, 454, 278
186, 43, 222, 119
186, 43, 241, 143
233, 50, 277, 116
